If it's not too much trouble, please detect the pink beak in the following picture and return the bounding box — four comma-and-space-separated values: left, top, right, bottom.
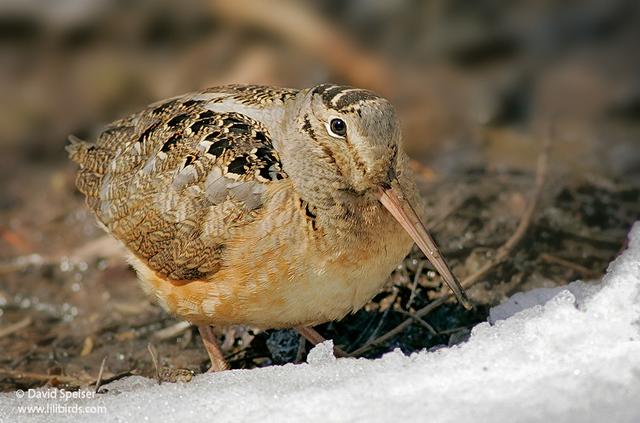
378, 185, 472, 309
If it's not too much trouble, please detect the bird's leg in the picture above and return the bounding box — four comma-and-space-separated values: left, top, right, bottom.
197, 325, 229, 372
295, 325, 348, 358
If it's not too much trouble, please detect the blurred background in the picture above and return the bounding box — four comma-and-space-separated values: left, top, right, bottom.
1, 0, 639, 388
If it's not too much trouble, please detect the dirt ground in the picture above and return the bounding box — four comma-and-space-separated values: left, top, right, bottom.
1, 0, 639, 391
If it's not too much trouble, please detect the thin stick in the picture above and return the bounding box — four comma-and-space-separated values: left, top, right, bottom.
541, 254, 599, 278
397, 310, 437, 335
349, 138, 550, 357
406, 261, 425, 310
92, 370, 135, 387
94, 356, 108, 393
437, 326, 473, 336
364, 290, 398, 345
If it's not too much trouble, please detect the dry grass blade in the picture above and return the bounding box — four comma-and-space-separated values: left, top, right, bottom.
94, 356, 108, 393
147, 343, 161, 384
0, 316, 32, 338
349, 138, 551, 357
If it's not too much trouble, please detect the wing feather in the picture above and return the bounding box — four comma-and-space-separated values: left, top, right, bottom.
68, 87, 291, 281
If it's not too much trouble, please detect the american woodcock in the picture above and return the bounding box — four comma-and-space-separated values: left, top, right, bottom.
68, 84, 471, 371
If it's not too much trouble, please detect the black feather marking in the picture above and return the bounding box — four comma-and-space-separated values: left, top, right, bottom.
204, 130, 221, 140
228, 123, 250, 134
321, 85, 348, 106
312, 84, 334, 96
184, 155, 195, 167
255, 147, 275, 161
137, 122, 160, 144
182, 99, 203, 108
152, 100, 177, 115
254, 146, 284, 180
258, 166, 271, 180
227, 154, 251, 175
190, 117, 215, 134
299, 199, 318, 230
302, 114, 316, 140
305, 204, 317, 220
161, 134, 181, 152
207, 138, 230, 157
222, 116, 244, 126
166, 113, 190, 128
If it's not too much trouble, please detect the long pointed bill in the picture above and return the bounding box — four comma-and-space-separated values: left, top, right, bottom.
378, 185, 472, 309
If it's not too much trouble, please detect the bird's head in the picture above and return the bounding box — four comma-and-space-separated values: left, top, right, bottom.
280, 84, 471, 309
290, 84, 400, 193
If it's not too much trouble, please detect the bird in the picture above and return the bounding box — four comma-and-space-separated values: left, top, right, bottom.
67, 83, 471, 371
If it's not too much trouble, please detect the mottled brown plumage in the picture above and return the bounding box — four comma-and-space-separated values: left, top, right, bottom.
68, 84, 469, 370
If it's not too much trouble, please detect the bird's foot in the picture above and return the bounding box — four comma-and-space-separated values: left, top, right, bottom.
197, 325, 229, 372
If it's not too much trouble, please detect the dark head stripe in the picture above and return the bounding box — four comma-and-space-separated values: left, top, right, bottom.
311, 84, 336, 96
333, 89, 380, 110
312, 84, 381, 111
321, 86, 349, 106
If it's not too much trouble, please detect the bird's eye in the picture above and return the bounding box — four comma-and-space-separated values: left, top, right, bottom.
328, 118, 347, 138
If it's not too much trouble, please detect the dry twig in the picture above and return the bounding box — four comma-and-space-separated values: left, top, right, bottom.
296, 326, 348, 358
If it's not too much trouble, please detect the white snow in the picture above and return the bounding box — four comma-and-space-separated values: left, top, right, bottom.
2, 222, 640, 423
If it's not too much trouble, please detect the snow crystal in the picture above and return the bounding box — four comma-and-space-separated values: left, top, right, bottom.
2, 222, 640, 423
306, 339, 336, 365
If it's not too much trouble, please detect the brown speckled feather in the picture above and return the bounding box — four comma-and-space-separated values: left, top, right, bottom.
68, 86, 292, 281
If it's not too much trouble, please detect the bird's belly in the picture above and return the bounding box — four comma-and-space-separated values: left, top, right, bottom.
130, 217, 412, 328
267, 240, 411, 327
